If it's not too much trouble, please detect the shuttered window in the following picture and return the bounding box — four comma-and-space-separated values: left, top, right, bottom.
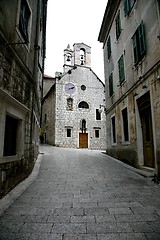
124, 0, 136, 16
19, 0, 31, 43
115, 10, 122, 40
109, 73, 114, 97
118, 55, 125, 84
107, 36, 111, 59
132, 21, 146, 65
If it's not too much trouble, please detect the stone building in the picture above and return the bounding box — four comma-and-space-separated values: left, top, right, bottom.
98, 0, 160, 178
0, 0, 47, 197
42, 43, 106, 149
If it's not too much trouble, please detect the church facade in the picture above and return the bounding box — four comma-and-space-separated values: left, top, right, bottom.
42, 43, 106, 149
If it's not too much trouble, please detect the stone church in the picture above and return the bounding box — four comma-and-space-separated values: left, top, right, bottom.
42, 43, 106, 149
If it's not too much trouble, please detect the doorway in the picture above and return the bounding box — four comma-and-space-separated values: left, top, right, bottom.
137, 92, 155, 168
79, 133, 88, 148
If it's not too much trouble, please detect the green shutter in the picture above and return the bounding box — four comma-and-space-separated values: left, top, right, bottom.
116, 11, 121, 40
139, 21, 146, 57
124, 0, 130, 16
132, 33, 139, 64
118, 55, 125, 84
107, 36, 111, 59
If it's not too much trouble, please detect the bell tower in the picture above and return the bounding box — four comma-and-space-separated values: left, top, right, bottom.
73, 43, 91, 67
63, 44, 74, 73
63, 43, 91, 73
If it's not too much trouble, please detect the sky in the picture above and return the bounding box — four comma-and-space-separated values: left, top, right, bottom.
44, 0, 107, 82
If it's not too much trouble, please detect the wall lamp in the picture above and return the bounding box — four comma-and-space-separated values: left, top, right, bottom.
99, 104, 106, 114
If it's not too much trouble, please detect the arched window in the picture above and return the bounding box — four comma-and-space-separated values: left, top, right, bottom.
78, 101, 89, 109
80, 48, 85, 65
80, 119, 87, 133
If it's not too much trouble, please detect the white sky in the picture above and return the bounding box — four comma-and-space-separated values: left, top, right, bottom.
44, 0, 107, 82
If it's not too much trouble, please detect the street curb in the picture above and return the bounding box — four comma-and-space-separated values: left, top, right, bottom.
0, 152, 44, 216
102, 152, 156, 178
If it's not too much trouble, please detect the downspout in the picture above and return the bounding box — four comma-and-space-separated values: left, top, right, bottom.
30, 0, 41, 149
40, 0, 48, 133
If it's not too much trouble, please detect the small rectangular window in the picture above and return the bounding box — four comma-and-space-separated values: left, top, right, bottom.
96, 109, 101, 120
44, 114, 47, 123
115, 10, 122, 40
109, 73, 114, 97
122, 108, 129, 142
67, 128, 71, 137
3, 115, 18, 156
111, 116, 116, 144
118, 55, 125, 84
95, 130, 99, 138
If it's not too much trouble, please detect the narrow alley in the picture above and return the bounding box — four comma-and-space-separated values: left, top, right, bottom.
0, 145, 160, 240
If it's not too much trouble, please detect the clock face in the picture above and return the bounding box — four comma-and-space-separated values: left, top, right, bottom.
65, 83, 76, 95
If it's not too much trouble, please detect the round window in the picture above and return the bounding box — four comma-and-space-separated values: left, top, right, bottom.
81, 85, 86, 91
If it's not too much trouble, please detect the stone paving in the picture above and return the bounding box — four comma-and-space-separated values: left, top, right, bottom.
0, 145, 160, 240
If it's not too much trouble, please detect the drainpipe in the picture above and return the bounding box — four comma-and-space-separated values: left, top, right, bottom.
30, 0, 41, 150
40, 0, 48, 132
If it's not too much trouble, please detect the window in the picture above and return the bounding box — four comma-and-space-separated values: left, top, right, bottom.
109, 73, 114, 97
111, 116, 116, 144
95, 130, 99, 138
78, 101, 89, 109
81, 119, 86, 133
44, 114, 47, 123
81, 85, 86, 91
3, 115, 18, 156
67, 129, 71, 137
122, 108, 129, 142
96, 109, 101, 120
66, 53, 72, 63
118, 55, 125, 84
19, 0, 31, 43
124, 0, 136, 16
132, 21, 146, 65
107, 36, 111, 59
80, 48, 85, 65
115, 10, 122, 40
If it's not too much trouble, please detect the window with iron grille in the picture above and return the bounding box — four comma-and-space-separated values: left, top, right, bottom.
118, 55, 125, 84
115, 10, 122, 40
109, 73, 114, 97
19, 0, 31, 43
132, 21, 146, 65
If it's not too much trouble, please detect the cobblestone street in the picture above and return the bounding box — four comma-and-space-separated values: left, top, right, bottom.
0, 145, 160, 240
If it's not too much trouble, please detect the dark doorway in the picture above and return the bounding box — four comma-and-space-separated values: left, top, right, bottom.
137, 92, 155, 168
3, 115, 18, 156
